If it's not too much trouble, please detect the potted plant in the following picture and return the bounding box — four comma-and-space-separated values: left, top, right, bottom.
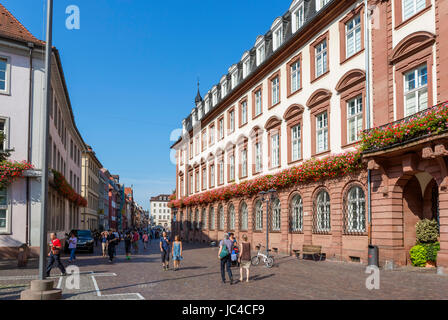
409, 219, 440, 268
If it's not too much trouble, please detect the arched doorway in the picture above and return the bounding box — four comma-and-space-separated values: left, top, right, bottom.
402, 172, 440, 264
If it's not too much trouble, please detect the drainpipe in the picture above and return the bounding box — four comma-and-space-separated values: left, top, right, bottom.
26, 42, 35, 246
364, 0, 372, 245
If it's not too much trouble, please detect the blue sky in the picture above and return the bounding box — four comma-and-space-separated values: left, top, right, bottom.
2, 0, 289, 209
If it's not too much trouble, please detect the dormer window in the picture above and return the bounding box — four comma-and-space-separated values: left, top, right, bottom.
212, 88, 218, 106
243, 59, 250, 78
231, 71, 238, 89
292, 3, 304, 33
273, 27, 283, 51
204, 97, 210, 113
221, 80, 228, 98
316, 0, 330, 11
256, 43, 265, 66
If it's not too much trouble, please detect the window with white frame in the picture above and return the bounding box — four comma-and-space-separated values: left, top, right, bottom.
255, 90, 262, 116
316, 0, 330, 11
195, 171, 199, 192
229, 204, 235, 230
241, 101, 248, 125
255, 142, 262, 173
291, 60, 301, 93
202, 167, 207, 189
190, 174, 194, 194
241, 149, 248, 177
316, 112, 328, 153
255, 200, 263, 231
221, 81, 228, 98
229, 155, 235, 181
243, 58, 250, 78
347, 96, 363, 144
292, 4, 304, 33
273, 26, 283, 51
290, 194, 303, 232
404, 65, 428, 116
256, 43, 266, 66
205, 98, 210, 113
240, 202, 248, 230
346, 15, 361, 59
210, 207, 215, 230
291, 124, 301, 161
219, 118, 224, 139
210, 125, 215, 144
195, 136, 199, 155
231, 71, 238, 89
0, 119, 7, 152
219, 160, 224, 184
346, 186, 366, 233
202, 208, 207, 230
315, 39, 328, 77
210, 164, 215, 187
271, 133, 280, 168
212, 91, 218, 106
202, 131, 207, 150
402, 0, 426, 21
219, 205, 225, 230
315, 190, 331, 232
0, 188, 9, 232
272, 198, 281, 231
271, 77, 280, 105
230, 110, 235, 132
0, 57, 9, 93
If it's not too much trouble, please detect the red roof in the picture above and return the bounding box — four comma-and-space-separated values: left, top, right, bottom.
0, 3, 44, 46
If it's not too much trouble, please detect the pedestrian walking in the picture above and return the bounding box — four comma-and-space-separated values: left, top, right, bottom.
160, 231, 171, 271
67, 231, 78, 264
229, 233, 239, 267
238, 234, 251, 283
172, 235, 183, 271
107, 230, 118, 263
142, 232, 149, 250
124, 232, 132, 260
101, 231, 108, 258
218, 233, 234, 285
46, 233, 66, 277
132, 230, 139, 254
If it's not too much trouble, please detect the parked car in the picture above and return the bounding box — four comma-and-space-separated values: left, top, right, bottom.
64, 230, 94, 254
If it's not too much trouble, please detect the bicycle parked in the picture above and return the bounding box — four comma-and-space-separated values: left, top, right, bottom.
251, 244, 275, 268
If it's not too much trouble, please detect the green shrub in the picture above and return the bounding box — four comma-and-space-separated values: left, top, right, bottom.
410, 245, 427, 267
424, 242, 440, 262
416, 219, 439, 244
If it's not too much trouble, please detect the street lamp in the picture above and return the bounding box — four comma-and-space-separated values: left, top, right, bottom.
258, 189, 277, 258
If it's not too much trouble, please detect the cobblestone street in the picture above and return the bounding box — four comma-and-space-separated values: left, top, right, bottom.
1, 240, 448, 300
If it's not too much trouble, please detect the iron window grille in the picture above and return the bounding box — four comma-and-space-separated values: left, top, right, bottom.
240, 202, 248, 231
290, 194, 303, 233
343, 186, 366, 235
254, 200, 263, 231
218, 206, 225, 230
313, 190, 331, 234
228, 204, 235, 231
272, 198, 281, 231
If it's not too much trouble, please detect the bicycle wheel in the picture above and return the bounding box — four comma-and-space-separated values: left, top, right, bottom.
251, 256, 260, 266
265, 256, 274, 268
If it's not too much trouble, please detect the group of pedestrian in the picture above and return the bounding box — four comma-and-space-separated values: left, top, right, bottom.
218, 233, 251, 285
158, 231, 183, 271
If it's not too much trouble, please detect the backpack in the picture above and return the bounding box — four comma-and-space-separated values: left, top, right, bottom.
219, 243, 229, 259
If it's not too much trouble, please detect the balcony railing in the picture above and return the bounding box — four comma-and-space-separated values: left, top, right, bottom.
361, 101, 448, 154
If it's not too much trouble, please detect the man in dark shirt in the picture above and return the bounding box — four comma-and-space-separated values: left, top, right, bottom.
160, 232, 171, 271
107, 230, 118, 263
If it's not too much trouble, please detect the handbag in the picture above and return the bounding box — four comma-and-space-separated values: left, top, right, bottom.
219, 244, 229, 259
231, 253, 237, 261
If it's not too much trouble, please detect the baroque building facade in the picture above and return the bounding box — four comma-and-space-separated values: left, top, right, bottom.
171, 0, 448, 267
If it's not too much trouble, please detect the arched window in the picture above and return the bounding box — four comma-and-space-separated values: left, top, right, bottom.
346, 186, 366, 233
240, 202, 248, 231
210, 207, 215, 230
314, 190, 331, 233
180, 211, 184, 230
219, 205, 225, 230
290, 194, 303, 232
272, 198, 281, 231
254, 200, 263, 231
189, 210, 193, 230
228, 204, 235, 231
195, 209, 199, 230
201, 208, 207, 230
